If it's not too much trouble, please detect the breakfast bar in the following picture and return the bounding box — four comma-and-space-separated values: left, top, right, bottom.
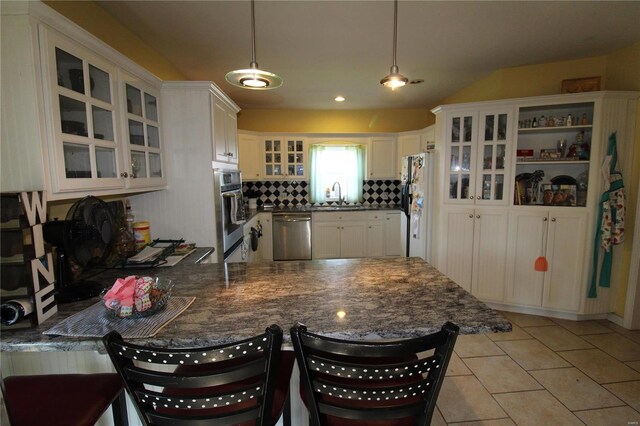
1, 254, 511, 352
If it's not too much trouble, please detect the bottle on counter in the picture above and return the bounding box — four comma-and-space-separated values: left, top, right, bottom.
532, 117, 538, 128
1, 298, 34, 325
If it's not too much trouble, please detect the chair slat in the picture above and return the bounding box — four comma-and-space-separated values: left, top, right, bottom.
307, 353, 442, 380
135, 383, 262, 409
318, 400, 425, 421
146, 406, 260, 426
311, 377, 432, 400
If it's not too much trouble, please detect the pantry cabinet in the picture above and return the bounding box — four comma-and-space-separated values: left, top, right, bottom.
433, 91, 638, 317
441, 207, 508, 301
505, 209, 586, 312
1, 2, 166, 199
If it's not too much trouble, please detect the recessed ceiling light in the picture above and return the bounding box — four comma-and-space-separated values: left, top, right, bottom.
334, 96, 345, 102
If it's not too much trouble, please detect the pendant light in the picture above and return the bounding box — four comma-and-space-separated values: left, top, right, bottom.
380, 0, 408, 90
225, 0, 282, 90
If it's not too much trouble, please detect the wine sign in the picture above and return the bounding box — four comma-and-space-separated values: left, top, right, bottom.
0, 191, 57, 329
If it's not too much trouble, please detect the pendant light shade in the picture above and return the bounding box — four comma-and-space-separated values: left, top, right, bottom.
225, 0, 282, 90
380, 0, 408, 90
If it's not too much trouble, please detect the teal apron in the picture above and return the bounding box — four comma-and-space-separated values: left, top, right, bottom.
589, 132, 625, 298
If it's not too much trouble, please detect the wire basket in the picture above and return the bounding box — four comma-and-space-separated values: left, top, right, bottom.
102, 277, 173, 319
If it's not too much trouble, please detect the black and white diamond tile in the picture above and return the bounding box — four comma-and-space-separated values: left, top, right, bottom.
243, 180, 400, 207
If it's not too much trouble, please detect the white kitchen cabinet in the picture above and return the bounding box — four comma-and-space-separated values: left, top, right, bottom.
396, 133, 420, 179
262, 137, 306, 179
121, 72, 165, 188
434, 107, 513, 206
257, 213, 273, 261
1, 2, 165, 199
505, 209, 586, 311
384, 211, 402, 257
213, 96, 239, 164
312, 212, 368, 259
238, 133, 262, 180
368, 137, 396, 179
441, 207, 508, 301
365, 220, 385, 257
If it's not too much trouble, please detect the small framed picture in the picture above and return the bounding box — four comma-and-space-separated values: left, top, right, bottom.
539, 149, 558, 160
542, 184, 577, 206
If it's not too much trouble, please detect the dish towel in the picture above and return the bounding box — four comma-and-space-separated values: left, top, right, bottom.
589, 132, 625, 298
43, 297, 195, 338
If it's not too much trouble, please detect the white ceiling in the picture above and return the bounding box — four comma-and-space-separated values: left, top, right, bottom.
96, 0, 640, 110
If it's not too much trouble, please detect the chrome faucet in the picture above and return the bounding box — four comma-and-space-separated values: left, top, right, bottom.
332, 181, 345, 205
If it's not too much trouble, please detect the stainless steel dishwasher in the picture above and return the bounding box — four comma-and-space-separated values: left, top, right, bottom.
272, 212, 312, 260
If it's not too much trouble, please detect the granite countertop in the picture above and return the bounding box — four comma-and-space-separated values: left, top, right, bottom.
1, 253, 511, 352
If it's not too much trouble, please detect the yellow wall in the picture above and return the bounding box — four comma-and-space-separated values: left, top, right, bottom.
43, 1, 186, 80
442, 42, 640, 317
237, 109, 434, 133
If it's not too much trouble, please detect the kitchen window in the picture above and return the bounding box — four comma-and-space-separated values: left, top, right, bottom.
309, 144, 365, 204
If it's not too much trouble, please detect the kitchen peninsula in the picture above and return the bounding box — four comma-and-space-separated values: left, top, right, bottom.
1, 254, 510, 352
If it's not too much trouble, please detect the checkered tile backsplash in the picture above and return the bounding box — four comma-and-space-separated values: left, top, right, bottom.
243, 180, 401, 207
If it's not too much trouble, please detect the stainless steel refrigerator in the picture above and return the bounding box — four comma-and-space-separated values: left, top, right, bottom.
400, 151, 434, 261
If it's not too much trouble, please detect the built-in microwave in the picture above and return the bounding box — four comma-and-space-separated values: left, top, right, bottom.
214, 169, 245, 261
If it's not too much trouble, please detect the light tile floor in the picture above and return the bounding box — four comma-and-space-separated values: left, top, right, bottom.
434, 311, 640, 426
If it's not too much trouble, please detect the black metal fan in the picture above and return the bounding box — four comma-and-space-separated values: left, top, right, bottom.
44, 196, 115, 303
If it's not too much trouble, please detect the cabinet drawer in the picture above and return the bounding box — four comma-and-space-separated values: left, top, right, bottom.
312, 211, 370, 222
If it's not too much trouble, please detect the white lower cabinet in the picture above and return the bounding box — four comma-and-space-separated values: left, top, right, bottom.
258, 213, 273, 261
312, 211, 400, 259
505, 209, 586, 311
384, 212, 402, 257
441, 207, 508, 301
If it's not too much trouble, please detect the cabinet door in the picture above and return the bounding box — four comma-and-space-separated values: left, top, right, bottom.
505, 210, 547, 306
44, 29, 124, 192
312, 222, 341, 259
384, 212, 402, 257
472, 209, 508, 302
122, 74, 165, 188
263, 138, 285, 178
212, 97, 228, 162
285, 138, 306, 179
226, 111, 238, 164
369, 138, 396, 179
397, 134, 421, 179
238, 134, 262, 180
445, 113, 477, 204
476, 110, 511, 205
366, 221, 385, 257
543, 211, 586, 311
441, 208, 475, 292
340, 222, 367, 258
259, 213, 273, 261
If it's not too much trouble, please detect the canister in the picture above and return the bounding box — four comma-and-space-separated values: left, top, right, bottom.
132, 221, 150, 249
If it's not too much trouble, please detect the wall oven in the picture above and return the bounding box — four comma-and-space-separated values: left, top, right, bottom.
214, 169, 245, 262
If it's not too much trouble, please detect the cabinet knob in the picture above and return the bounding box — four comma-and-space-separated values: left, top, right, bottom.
543, 217, 548, 222
476, 215, 480, 219
476, 196, 481, 200
469, 195, 474, 200
120, 172, 129, 178
551, 218, 556, 222
468, 214, 473, 218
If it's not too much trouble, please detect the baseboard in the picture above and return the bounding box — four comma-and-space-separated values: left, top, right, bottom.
484, 302, 610, 321
606, 313, 625, 327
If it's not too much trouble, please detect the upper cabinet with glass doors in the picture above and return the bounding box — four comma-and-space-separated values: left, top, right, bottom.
45, 29, 124, 192
39, 25, 165, 196
262, 137, 306, 179
122, 74, 165, 188
443, 109, 512, 205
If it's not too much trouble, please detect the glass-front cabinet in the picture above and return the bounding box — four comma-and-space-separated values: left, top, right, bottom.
47, 31, 123, 192
444, 109, 512, 205
263, 137, 306, 179
41, 27, 164, 194
122, 73, 164, 188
